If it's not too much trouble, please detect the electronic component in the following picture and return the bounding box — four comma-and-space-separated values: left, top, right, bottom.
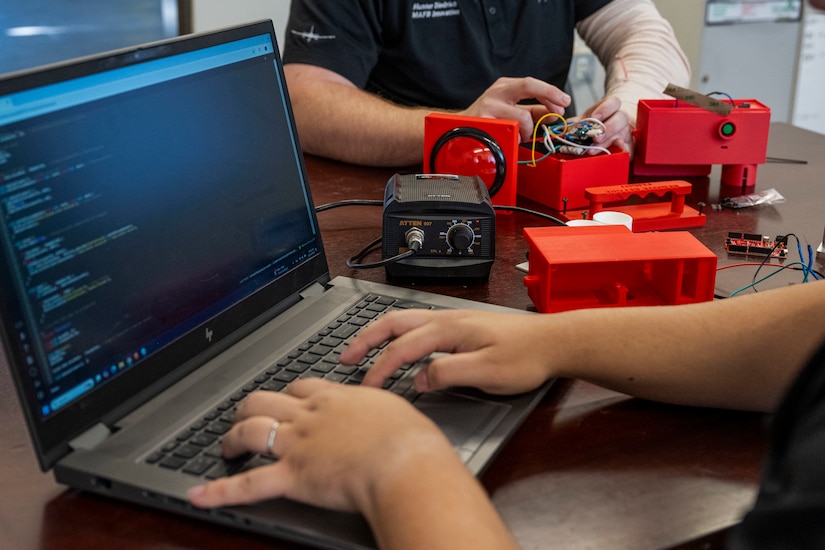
724, 232, 788, 258
550, 122, 604, 155
382, 173, 495, 279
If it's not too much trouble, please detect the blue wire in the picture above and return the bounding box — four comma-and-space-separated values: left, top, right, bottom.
795, 240, 810, 282
707, 91, 735, 106
808, 245, 820, 280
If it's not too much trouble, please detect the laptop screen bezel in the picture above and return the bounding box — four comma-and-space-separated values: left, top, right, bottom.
0, 20, 331, 471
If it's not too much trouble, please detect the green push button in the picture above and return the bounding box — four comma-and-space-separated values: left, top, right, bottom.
719, 121, 736, 138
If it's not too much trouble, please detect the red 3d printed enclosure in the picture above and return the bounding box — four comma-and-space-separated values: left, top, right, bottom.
522, 225, 717, 313
516, 145, 630, 211
633, 98, 770, 190
563, 180, 706, 232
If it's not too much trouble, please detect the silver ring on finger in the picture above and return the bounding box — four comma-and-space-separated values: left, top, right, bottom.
265, 420, 280, 455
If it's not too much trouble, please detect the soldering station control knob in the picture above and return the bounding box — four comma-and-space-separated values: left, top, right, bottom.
446, 223, 476, 251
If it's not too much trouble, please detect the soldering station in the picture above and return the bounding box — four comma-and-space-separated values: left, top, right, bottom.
381, 173, 496, 280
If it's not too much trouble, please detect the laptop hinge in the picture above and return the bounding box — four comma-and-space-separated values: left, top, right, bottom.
299, 282, 325, 299
68, 422, 112, 451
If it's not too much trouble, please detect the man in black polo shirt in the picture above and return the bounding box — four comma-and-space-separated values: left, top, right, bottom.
281, 0, 690, 166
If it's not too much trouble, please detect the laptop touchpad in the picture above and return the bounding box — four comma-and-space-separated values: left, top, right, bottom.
412, 392, 511, 460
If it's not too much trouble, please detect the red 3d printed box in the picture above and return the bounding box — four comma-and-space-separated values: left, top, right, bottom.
517, 145, 630, 211
633, 98, 770, 189
522, 225, 717, 313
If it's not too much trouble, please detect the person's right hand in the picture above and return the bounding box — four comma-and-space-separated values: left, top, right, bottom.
339, 309, 555, 395
187, 379, 457, 513
458, 76, 572, 143
572, 95, 633, 155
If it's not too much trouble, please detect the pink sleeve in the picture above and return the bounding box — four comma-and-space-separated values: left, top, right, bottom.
576, 0, 691, 126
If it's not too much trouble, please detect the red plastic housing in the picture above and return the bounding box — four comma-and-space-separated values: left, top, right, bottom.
522, 225, 717, 313
564, 180, 706, 232
633, 98, 770, 189
516, 145, 630, 210
423, 113, 519, 208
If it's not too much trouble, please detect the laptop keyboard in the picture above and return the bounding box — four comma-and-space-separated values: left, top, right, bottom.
144, 293, 433, 479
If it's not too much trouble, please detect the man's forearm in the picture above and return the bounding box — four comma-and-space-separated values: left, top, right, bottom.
285, 66, 432, 166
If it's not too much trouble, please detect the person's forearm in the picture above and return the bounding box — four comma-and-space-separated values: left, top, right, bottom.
546, 281, 825, 412
578, 0, 691, 126
285, 66, 431, 167
364, 449, 519, 550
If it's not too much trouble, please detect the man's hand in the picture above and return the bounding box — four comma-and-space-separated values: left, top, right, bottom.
459, 76, 572, 142
573, 95, 633, 154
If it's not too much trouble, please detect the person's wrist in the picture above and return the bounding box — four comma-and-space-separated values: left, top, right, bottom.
354, 431, 461, 521
536, 312, 583, 380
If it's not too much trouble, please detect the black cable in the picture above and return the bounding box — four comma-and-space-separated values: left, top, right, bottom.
318, 198, 567, 225
766, 156, 808, 165
315, 199, 383, 212
750, 240, 782, 292
493, 205, 567, 226
345, 237, 420, 269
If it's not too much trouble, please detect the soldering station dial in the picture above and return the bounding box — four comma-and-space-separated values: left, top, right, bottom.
445, 222, 477, 251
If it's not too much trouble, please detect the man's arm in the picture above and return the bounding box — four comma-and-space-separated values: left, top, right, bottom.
577, 0, 691, 127
284, 64, 429, 167
285, 64, 572, 167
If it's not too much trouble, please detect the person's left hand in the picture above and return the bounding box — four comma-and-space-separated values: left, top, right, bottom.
571, 95, 633, 155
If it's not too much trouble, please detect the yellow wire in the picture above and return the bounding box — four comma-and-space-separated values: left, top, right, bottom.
529, 113, 567, 166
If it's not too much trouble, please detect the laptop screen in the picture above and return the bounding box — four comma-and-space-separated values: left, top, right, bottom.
0, 21, 328, 465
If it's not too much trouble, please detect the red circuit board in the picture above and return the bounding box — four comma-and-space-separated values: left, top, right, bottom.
724, 232, 788, 258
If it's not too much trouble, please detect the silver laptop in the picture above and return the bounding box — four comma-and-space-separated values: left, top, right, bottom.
0, 21, 549, 550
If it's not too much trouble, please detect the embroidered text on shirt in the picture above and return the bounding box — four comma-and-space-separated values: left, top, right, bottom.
411, 2, 461, 19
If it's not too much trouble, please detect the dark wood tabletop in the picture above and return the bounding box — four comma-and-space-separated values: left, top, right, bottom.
1, 122, 822, 550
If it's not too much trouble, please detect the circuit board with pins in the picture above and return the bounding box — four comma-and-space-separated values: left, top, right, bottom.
724, 232, 788, 258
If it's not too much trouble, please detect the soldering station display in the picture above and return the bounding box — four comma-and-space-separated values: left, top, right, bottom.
382, 173, 495, 279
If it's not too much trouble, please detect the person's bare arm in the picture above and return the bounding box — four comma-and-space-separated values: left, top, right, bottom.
345, 280, 825, 412
552, 281, 825, 411
285, 64, 571, 167
284, 64, 429, 167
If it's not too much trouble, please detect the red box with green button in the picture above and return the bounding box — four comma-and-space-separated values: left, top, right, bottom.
632, 98, 771, 191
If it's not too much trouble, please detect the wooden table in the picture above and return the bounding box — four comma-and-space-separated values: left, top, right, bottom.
2, 122, 823, 550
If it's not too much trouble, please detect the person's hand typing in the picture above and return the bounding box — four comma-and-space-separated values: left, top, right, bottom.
188, 379, 457, 513
340, 309, 555, 395
188, 378, 520, 549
